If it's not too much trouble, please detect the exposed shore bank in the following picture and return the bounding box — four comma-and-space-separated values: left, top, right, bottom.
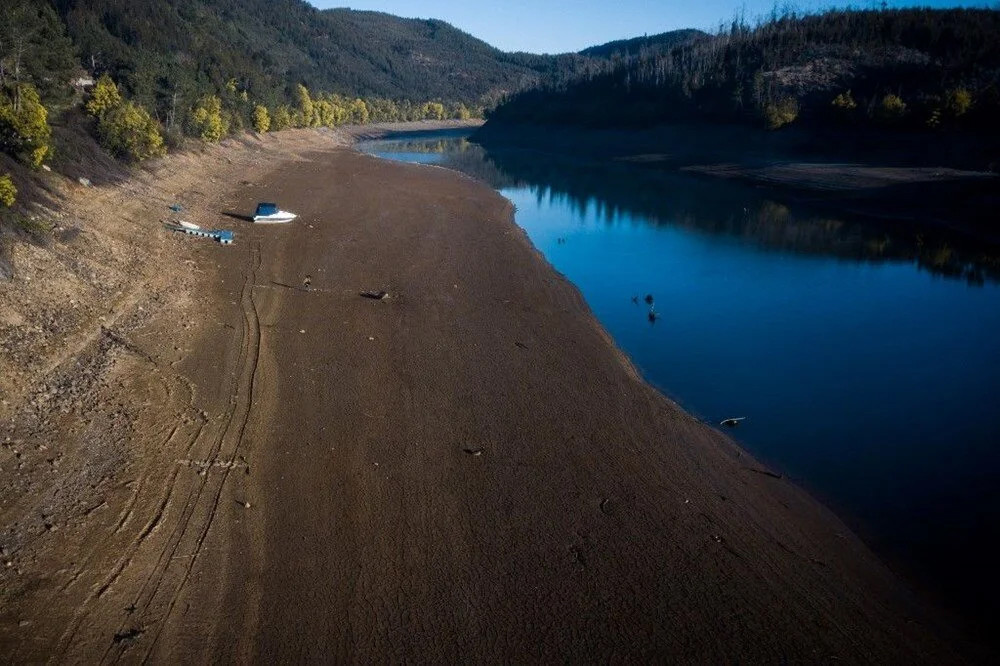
0, 124, 971, 661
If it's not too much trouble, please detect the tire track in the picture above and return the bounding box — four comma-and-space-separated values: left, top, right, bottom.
51, 410, 206, 660
138, 240, 265, 662
100, 240, 264, 663
111, 242, 260, 630
55, 238, 259, 663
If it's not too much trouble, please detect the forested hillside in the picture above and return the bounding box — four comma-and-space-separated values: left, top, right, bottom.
51, 0, 596, 116
579, 29, 706, 59
1, 0, 609, 191
489, 9, 1000, 136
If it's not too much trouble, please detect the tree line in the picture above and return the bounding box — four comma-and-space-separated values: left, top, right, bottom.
0, 0, 493, 200
488, 9, 1000, 135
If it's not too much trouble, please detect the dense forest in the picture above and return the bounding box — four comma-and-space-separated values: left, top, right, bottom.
488, 9, 1000, 135
50, 0, 597, 118
0, 0, 609, 188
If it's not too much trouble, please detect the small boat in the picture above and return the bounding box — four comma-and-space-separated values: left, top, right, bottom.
253, 202, 297, 224
163, 222, 234, 245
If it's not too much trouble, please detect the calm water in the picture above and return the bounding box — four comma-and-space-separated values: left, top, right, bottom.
360, 131, 1000, 634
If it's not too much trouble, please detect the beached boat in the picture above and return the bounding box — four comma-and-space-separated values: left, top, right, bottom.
253, 202, 297, 224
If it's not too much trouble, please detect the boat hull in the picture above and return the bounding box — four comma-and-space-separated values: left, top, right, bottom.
253, 213, 297, 224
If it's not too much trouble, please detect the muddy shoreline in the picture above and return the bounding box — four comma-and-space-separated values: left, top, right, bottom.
0, 125, 976, 661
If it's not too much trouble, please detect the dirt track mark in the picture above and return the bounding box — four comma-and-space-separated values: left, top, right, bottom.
103, 240, 264, 663
48, 367, 207, 659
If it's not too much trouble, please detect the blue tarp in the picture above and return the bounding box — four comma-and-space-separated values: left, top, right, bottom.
255, 202, 278, 217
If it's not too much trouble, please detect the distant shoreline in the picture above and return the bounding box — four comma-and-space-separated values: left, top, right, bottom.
473, 121, 1000, 244
343, 118, 484, 142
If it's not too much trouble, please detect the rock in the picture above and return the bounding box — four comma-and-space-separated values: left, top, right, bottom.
77, 177, 91, 187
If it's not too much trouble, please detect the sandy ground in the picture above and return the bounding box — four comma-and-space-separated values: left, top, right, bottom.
0, 125, 970, 662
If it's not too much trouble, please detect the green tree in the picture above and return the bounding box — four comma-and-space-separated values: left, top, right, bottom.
98, 101, 166, 161
831, 90, 857, 111
329, 99, 349, 125
252, 105, 271, 133
944, 87, 972, 118
878, 94, 907, 121
421, 102, 446, 121
294, 84, 316, 127
347, 98, 369, 124
312, 99, 334, 127
85, 74, 123, 118
190, 95, 227, 142
0, 1, 77, 105
0, 173, 15, 207
0, 83, 51, 166
272, 105, 292, 131
763, 97, 798, 129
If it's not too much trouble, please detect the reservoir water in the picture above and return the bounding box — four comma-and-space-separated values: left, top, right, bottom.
360, 131, 1000, 635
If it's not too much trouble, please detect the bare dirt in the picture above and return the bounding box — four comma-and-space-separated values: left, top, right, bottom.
0, 125, 970, 662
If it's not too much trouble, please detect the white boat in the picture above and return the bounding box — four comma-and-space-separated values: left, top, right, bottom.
253, 202, 297, 224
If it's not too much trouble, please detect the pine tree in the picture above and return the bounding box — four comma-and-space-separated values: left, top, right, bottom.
0, 1, 77, 105
252, 105, 271, 133
272, 105, 292, 131
294, 84, 315, 127
86, 74, 123, 117
0, 173, 15, 208
98, 101, 166, 161
191, 95, 227, 142
0, 83, 51, 167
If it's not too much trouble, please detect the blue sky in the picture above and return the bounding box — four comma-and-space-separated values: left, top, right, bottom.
312, 1, 991, 53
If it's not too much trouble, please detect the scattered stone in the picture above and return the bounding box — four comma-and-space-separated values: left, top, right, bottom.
78, 177, 92, 187
244, 502, 251, 509
462, 447, 483, 456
